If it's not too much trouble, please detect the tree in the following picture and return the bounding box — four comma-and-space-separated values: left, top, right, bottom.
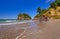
56, 0, 60, 6
37, 7, 41, 14
50, 0, 60, 15
50, 1, 57, 15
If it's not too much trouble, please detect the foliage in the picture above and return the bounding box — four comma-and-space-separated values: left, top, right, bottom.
17, 13, 31, 20
35, 12, 45, 18
35, 0, 60, 19
35, 7, 47, 19
50, 2, 57, 9
50, 0, 58, 15
55, 0, 60, 6
50, 0, 60, 8
37, 7, 41, 14
35, 14, 41, 18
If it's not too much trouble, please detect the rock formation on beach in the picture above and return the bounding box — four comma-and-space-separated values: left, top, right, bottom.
17, 13, 32, 20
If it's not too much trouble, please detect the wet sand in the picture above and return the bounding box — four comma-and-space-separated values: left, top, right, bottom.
0, 22, 30, 39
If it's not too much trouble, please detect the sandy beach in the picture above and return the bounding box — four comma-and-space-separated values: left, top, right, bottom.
0, 22, 30, 39
0, 19, 60, 39
19, 19, 60, 39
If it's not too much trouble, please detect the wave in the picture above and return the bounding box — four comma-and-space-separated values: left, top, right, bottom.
0, 19, 17, 23
0, 20, 33, 25
5, 20, 17, 22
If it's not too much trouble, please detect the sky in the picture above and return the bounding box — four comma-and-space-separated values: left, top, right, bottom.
0, 0, 55, 19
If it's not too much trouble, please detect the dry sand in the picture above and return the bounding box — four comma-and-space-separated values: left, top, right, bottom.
21, 19, 60, 39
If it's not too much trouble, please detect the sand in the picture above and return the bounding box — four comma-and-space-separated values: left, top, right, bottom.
0, 19, 60, 39
0, 22, 30, 39
20, 19, 60, 39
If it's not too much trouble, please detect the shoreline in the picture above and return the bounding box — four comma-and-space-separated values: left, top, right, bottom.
1, 19, 60, 39
0, 21, 32, 39
0, 20, 33, 26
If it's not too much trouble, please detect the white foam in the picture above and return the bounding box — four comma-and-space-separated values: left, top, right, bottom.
5, 20, 17, 22
5, 20, 13, 22
0, 20, 33, 26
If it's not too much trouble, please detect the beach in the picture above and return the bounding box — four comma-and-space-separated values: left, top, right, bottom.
19, 19, 60, 39
0, 19, 60, 39
0, 21, 31, 39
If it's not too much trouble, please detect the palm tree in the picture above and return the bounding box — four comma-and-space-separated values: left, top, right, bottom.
37, 7, 41, 14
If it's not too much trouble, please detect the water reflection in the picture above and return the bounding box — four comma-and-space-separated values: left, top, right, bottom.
29, 22, 39, 32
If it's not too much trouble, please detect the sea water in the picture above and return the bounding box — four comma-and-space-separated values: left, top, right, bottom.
0, 19, 33, 25
0, 19, 17, 23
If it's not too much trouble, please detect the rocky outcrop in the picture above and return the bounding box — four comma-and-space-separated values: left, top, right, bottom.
17, 13, 31, 20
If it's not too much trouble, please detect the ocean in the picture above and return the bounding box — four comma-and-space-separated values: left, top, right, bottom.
0, 19, 18, 23
0, 19, 32, 25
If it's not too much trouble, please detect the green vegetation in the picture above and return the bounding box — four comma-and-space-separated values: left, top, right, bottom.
37, 7, 47, 14
17, 13, 31, 20
34, 7, 47, 19
34, 0, 60, 19
52, 15, 60, 19
50, 1, 57, 15
55, 0, 60, 6
50, 0, 60, 8
37, 7, 41, 14
50, 0, 60, 19
50, 0, 60, 15
17, 0, 60, 20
